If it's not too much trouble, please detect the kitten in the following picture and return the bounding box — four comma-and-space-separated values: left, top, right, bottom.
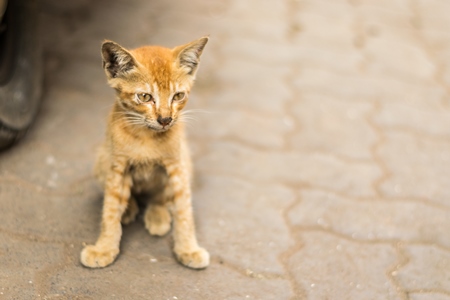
80, 37, 209, 269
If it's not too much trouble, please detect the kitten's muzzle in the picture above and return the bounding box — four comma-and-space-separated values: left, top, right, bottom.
157, 116, 173, 127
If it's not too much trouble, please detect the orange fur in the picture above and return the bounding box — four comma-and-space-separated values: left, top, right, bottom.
80, 37, 209, 269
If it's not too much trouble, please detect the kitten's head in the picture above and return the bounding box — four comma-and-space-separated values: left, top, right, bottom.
101, 37, 208, 132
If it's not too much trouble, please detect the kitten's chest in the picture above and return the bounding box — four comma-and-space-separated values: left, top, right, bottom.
129, 161, 160, 181
128, 161, 167, 194
116, 131, 178, 162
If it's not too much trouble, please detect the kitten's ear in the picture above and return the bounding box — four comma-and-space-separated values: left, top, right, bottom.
174, 36, 209, 76
101, 41, 136, 79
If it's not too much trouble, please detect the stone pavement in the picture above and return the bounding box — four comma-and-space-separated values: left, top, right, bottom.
1, 0, 450, 299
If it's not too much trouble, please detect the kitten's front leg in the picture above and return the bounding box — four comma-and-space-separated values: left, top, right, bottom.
165, 160, 209, 269
81, 156, 131, 268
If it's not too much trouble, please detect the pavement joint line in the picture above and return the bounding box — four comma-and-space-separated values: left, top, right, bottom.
0, 173, 98, 197
197, 169, 450, 212
279, 187, 307, 300
406, 289, 450, 297
317, 192, 450, 212
365, 100, 390, 198
409, 0, 450, 107
209, 135, 287, 151
211, 256, 288, 281
0, 226, 79, 246
33, 244, 73, 297
282, 52, 302, 153
292, 226, 450, 253
378, 124, 450, 141
196, 168, 380, 197
386, 242, 409, 300
202, 138, 381, 164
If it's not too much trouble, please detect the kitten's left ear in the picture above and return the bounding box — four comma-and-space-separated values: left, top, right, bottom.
174, 36, 209, 76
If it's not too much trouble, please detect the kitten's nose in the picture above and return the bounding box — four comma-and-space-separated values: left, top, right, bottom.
157, 116, 172, 126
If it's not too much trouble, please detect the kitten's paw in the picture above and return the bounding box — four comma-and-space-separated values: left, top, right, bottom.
121, 197, 139, 225
80, 245, 119, 268
144, 204, 171, 236
175, 247, 210, 269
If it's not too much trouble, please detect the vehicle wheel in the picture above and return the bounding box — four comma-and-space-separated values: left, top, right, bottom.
0, 0, 42, 149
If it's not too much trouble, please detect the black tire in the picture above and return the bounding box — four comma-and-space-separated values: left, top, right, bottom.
0, 0, 42, 149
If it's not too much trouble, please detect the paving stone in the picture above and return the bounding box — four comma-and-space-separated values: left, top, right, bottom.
289, 189, 450, 248
364, 30, 435, 82
197, 141, 381, 197
374, 93, 450, 136
290, 45, 363, 75
379, 131, 450, 207
220, 37, 298, 66
293, 67, 440, 103
194, 174, 295, 274
354, 0, 410, 13
396, 245, 450, 294
414, 0, 450, 34
409, 294, 450, 300
212, 17, 288, 44
190, 110, 290, 149
47, 250, 293, 299
288, 231, 400, 300
0, 180, 101, 242
290, 94, 375, 159
0, 233, 64, 299
292, 3, 355, 51
213, 59, 291, 115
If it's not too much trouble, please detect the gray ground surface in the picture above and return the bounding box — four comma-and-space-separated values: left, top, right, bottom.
1, 0, 450, 299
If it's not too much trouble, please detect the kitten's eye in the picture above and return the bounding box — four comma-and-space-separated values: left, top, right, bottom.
172, 92, 186, 101
137, 93, 153, 102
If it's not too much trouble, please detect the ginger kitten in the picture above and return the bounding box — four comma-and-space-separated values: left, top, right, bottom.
80, 37, 209, 269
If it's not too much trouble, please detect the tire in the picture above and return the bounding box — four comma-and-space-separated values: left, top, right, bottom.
0, 0, 42, 149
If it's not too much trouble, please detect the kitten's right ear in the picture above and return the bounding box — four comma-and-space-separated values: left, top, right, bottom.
101, 41, 136, 79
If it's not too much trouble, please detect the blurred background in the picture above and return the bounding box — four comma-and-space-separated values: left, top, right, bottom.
0, 0, 449, 299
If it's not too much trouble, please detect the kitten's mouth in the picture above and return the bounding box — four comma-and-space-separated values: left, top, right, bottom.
146, 122, 173, 132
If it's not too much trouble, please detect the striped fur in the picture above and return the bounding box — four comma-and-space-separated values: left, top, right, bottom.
80, 37, 209, 269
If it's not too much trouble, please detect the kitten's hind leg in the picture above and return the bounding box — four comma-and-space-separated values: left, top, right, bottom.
143, 167, 173, 236
144, 182, 173, 236
121, 195, 139, 225
144, 203, 172, 236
